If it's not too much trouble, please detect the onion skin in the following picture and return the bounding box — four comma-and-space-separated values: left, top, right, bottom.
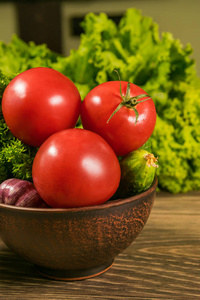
0, 178, 49, 208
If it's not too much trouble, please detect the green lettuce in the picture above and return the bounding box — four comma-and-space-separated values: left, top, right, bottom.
0, 34, 59, 76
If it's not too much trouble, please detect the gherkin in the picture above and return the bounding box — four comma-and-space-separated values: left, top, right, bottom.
115, 149, 158, 198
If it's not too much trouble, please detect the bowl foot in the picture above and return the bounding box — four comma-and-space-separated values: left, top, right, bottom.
35, 260, 114, 281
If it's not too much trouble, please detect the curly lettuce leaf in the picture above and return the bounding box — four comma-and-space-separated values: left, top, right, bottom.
0, 34, 59, 76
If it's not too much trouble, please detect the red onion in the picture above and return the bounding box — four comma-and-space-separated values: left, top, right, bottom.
0, 178, 49, 208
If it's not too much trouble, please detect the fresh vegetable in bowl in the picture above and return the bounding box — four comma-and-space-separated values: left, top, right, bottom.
32, 128, 121, 208
113, 149, 158, 199
0, 57, 157, 205
2, 67, 81, 147
0, 66, 158, 207
81, 77, 156, 156
0, 178, 48, 207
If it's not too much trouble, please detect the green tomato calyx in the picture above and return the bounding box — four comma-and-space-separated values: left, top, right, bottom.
107, 70, 151, 124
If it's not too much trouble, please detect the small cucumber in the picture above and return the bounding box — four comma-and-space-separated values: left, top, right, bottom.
115, 149, 158, 198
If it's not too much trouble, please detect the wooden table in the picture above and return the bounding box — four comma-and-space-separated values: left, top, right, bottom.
1, 192, 200, 299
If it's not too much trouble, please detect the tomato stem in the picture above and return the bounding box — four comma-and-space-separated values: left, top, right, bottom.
107, 102, 124, 123
107, 70, 151, 124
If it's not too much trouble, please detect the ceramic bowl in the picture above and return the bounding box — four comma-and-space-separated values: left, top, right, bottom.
0, 177, 157, 281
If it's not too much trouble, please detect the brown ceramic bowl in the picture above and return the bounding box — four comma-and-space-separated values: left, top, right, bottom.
0, 177, 157, 281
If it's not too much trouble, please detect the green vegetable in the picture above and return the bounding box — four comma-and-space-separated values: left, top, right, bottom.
114, 149, 158, 199
0, 9, 200, 193
0, 34, 59, 77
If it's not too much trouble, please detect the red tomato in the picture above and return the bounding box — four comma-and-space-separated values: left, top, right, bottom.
2, 67, 81, 147
32, 128, 121, 208
81, 81, 156, 156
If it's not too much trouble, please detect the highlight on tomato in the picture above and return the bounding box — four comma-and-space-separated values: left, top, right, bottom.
2, 67, 81, 147
81, 76, 157, 156
32, 128, 121, 208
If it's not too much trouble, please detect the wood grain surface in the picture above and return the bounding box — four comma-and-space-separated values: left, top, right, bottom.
0, 191, 200, 299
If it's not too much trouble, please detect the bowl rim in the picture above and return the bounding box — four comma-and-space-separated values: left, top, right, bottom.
0, 177, 157, 213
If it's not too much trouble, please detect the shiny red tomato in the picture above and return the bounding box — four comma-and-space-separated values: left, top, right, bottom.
32, 128, 121, 208
81, 81, 156, 156
2, 67, 81, 147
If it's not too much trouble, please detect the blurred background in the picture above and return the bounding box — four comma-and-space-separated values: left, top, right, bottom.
0, 0, 200, 76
